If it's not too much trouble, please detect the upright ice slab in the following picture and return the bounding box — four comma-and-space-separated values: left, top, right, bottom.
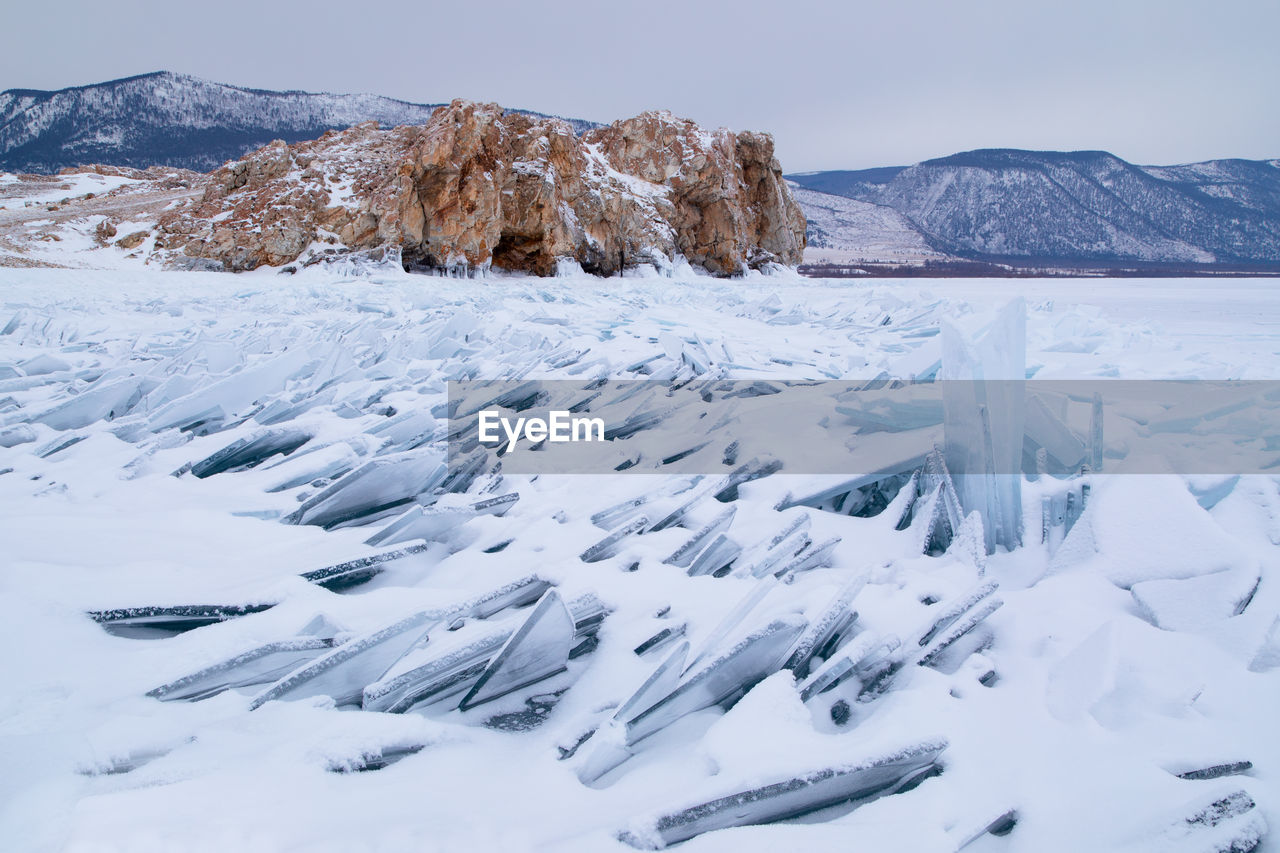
459, 589, 575, 710
941, 299, 1026, 552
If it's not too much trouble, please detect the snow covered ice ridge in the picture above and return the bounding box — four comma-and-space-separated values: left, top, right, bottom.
1, 266, 1278, 852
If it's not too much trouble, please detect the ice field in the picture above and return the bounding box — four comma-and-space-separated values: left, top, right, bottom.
1, 264, 1278, 852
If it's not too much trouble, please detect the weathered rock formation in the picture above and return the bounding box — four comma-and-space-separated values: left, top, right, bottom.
156, 100, 805, 276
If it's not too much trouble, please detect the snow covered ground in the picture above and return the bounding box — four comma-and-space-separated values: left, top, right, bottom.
1, 265, 1278, 852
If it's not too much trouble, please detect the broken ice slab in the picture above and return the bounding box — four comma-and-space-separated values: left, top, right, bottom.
365, 409, 437, 452
148, 346, 318, 432
439, 447, 488, 495
916, 597, 1003, 669
364, 503, 476, 547
917, 582, 1000, 648
648, 476, 730, 532
261, 438, 372, 493
634, 623, 688, 657
88, 603, 276, 638
590, 477, 704, 530
1023, 393, 1086, 473
797, 631, 896, 702
363, 626, 507, 713
579, 617, 807, 787
1147, 788, 1266, 853
714, 457, 782, 502
941, 300, 1026, 553
459, 589, 575, 710
618, 739, 948, 849
771, 536, 841, 578
743, 519, 812, 578
35, 375, 153, 431
581, 516, 648, 563
0, 424, 36, 447
283, 451, 446, 529
188, 427, 312, 478
686, 534, 742, 578
327, 743, 426, 773
663, 506, 736, 568
363, 493, 518, 548
248, 610, 434, 709
784, 575, 867, 678
834, 395, 943, 434
777, 451, 931, 510
35, 433, 86, 458
299, 542, 431, 591
686, 576, 779, 671
624, 616, 807, 744
911, 483, 957, 555
951, 808, 1019, 850
362, 587, 600, 713
148, 636, 339, 701
1131, 567, 1261, 631
1175, 761, 1253, 781
78, 744, 184, 777
1090, 391, 1104, 471
614, 641, 690, 724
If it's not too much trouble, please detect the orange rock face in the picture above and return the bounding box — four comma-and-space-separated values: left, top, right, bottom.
157, 100, 806, 276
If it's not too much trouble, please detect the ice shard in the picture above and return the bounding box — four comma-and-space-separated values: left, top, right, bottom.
36, 375, 152, 430
686, 534, 742, 578
613, 641, 690, 723
364, 503, 476, 547
634, 623, 688, 656
459, 589, 575, 710
784, 575, 867, 678
662, 506, 736, 568
298, 542, 430, 591
941, 299, 1025, 552
361, 580, 593, 713
687, 576, 778, 671
363, 626, 508, 713
284, 452, 446, 529
0, 424, 36, 448
581, 516, 648, 563
1175, 761, 1253, 781
188, 427, 312, 478
798, 631, 896, 702
625, 616, 807, 744
1147, 789, 1266, 853
618, 739, 948, 849
248, 610, 434, 709
1023, 393, 1085, 474
771, 536, 841, 577
148, 636, 339, 701
88, 603, 276, 638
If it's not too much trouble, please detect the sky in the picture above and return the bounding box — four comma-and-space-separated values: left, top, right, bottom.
2, 0, 1277, 172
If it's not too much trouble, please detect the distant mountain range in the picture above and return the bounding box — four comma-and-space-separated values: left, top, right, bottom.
0, 71, 600, 174
3, 72, 1277, 271
788, 150, 1280, 269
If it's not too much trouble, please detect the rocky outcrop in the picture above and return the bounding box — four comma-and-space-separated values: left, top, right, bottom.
156, 100, 806, 276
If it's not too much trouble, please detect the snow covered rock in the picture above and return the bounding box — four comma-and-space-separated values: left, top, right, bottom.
155, 100, 806, 276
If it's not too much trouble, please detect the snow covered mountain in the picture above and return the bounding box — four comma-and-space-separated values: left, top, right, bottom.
0, 71, 600, 174
789, 150, 1280, 267
787, 182, 945, 265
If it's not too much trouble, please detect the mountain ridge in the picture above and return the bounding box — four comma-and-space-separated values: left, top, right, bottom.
788, 148, 1280, 267
0, 71, 600, 174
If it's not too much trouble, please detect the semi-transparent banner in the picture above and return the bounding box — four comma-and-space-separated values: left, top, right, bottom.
446, 379, 1280, 476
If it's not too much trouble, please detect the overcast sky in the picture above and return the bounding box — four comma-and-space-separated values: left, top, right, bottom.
3, 0, 1277, 171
